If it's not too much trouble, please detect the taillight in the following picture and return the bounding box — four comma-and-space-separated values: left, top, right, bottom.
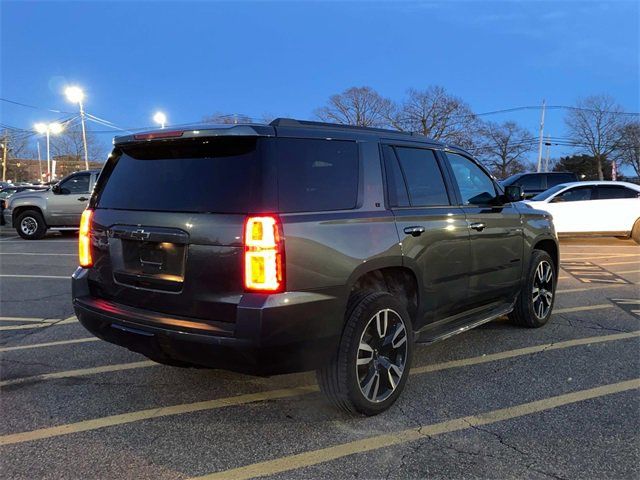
244, 215, 284, 292
133, 130, 184, 140
79, 209, 93, 268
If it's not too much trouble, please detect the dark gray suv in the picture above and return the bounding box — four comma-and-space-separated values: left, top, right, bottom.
72, 119, 559, 415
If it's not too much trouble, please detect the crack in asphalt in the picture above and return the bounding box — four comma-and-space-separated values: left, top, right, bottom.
0, 315, 76, 346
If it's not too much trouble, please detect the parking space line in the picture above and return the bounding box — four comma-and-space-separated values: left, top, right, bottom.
562, 255, 639, 261
0, 337, 99, 353
189, 379, 640, 480
557, 284, 631, 294
1, 330, 637, 446
0, 317, 54, 323
0, 360, 156, 387
0, 274, 69, 280
600, 260, 640, 266
616, 269, 640, 275
552, 304, 613, 314
0, 236, 20, 241
0, 317, 76, 331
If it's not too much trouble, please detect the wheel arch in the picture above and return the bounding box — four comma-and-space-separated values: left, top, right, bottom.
12, 205, 47, 229
532, 236, 559, 276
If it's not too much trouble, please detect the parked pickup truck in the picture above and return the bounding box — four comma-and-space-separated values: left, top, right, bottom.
4, 170, 101, 239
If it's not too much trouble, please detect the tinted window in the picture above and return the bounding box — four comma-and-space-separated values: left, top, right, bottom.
60, 174, 90, 194
553, 186, 593, 202
547, 173, 576, 187
595, 186, 638, 200
446, 153, 496, 205
98, 137, 266, 213
518, 174, 543, 190
382, 145, 409, 207
276, 138, 358, 212
394, 147, 449, 206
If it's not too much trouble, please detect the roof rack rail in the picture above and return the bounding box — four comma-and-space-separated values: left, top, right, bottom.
269, 117, 421, 137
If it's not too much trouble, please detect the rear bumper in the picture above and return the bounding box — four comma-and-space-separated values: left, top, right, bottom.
72, 268, 344, 376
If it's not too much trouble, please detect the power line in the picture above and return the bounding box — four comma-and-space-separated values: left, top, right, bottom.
0, 97, 74, 114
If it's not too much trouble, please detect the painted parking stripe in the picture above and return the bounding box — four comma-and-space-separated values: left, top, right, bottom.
552, 304, 613, 314
561, 261, 631, 285
600, 260, 640, 266
616, 269, 640, 275
0, 274, 69, 279
190, 379, 640, 480
0, 317, 76, 331
0, 317, 55, 323
0, 337, 99, 353
557, 284, 631, 294
0, 360, 156, 387
1, 330, 637, 446
610, 298, 640, 319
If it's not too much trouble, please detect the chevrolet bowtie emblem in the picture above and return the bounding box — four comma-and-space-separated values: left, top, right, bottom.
131, 229, 150, 240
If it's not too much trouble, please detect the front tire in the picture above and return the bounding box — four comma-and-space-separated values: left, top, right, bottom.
16, 210, 47, 240
317, 291, 414, 416
509, 250, 556, 328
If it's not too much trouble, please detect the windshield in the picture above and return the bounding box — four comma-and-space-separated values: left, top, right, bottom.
530, 184, 568, 201
501, 173, 523, 185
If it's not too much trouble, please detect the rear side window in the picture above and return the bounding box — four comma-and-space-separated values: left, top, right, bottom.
60, 174, 91, 194
393, 147, 449, 206
595, 186, 639, 199
547, 173, 575, 187
275, 138, 359, 212
97, 137, 267, 213
518, 174, 543, 190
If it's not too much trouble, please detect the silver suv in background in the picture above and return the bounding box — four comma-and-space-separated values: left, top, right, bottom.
4, 170, 100, 239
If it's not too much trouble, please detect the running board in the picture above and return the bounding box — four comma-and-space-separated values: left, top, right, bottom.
416, 303, 514, 344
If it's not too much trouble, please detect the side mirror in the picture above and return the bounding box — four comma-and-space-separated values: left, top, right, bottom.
504, 185, 524, 203
51, 184, 61, 194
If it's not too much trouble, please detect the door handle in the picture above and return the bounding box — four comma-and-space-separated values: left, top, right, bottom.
403, 226, 425, 237
469, 222, 486, 232
78, 197, 89, 202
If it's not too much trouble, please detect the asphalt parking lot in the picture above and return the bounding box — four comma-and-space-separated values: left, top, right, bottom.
1, 228, 638, 480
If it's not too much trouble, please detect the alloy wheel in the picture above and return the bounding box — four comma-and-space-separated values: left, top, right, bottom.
532, 260, 554, 319
356, 308, 408, 403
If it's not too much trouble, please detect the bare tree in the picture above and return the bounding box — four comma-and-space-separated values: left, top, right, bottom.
1, 128, 31, 159
476, 121, 536, 179
564, 95, 627, 180
315, 86, 392, 127
385, 86, 479, 150
51, 126, 104, 166
203, 112, 254, 124
617, 121, 640, 177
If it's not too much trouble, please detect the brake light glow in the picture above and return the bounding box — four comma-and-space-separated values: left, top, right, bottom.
79, 209, 93, 268
244, 215, 284, 292
133, 130, 184, 140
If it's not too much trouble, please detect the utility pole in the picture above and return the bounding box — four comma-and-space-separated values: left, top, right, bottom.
1, 134, 7, 182
544, 135, 551, 172
536, 99, 546, 173
79, 100, 89, 170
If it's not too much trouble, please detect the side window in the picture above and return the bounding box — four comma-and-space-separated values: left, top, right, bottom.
595, 186, 639, 200
59, 174, 90, 194
518, 174, 543, 190
393, 147, 449, 207
276, 138, 359, 212
382, 145, 409, 207
552, 186, 593, 202
446, 153, 497, 205
547, 174, 574, 188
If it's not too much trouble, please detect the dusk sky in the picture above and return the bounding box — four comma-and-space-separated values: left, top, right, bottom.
2, 1, 638, 163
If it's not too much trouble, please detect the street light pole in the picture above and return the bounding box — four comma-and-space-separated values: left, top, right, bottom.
78, 99, 89, 170
1, 135, 7, 182
64, 86, 89, 170
35, 122, 63, 182
536, 99, 546, 173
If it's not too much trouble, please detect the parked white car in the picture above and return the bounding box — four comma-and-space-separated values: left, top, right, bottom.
523, 181, 640, 244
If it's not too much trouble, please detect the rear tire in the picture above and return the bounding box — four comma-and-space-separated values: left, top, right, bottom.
509, 250, 556, 328
632, 218, 640, 245
316, 291, 414, 416
16, 210, 47, 240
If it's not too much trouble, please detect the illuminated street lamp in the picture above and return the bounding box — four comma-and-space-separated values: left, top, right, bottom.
153, 111, 167, 129
64, 86, 89, 170
34, 122, 64, 182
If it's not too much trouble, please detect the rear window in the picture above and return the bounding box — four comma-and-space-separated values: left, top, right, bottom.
547, 173, 576, 187
97, 137, 267, 213
96, 136, 359, 214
